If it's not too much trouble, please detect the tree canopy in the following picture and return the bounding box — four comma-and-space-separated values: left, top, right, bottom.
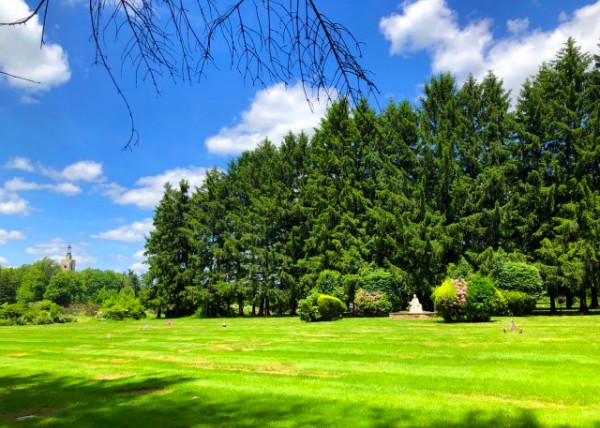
144, 38, 600, 316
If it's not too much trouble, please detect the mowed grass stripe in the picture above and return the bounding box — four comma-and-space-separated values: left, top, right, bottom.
1, 316, 599, 427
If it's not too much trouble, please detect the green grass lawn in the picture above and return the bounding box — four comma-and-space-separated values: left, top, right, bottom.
1, 315, 599, 427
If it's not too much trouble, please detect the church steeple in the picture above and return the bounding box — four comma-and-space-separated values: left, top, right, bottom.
61, 243, 76, 272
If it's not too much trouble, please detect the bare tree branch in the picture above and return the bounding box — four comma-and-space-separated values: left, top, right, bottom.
3, 0, 378, 149
0, 70, 42, 85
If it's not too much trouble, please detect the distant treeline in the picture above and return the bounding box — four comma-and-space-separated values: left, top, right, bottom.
142, 37, 600, 317
0, 258, 142, 308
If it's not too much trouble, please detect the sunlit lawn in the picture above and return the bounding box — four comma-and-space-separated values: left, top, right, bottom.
1, 315, 599, 427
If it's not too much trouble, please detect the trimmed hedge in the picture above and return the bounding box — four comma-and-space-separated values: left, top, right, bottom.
298, 293, 344, 322
503, 290, 537, 316
496, 262, 543, 297
317, 294, 345, 321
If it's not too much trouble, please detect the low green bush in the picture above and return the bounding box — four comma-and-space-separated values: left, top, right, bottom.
353, 289, 392, 317
298, 293, 344, 322
317, 294, 345, 321
464, 275, 496, 322
503, 290, 537, 315
496, 262, 543, 297
0, 301, 75, 326
98, 286, 146, 320
493, 288, 509, 315
298, 293, 321, 322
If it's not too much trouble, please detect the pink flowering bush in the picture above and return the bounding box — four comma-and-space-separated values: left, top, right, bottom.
433, 278, 468, 322
433, 276, 496, 322
353, 289, 392, 317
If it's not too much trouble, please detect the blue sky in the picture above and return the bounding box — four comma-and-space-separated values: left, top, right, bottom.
1, 0, 599, 272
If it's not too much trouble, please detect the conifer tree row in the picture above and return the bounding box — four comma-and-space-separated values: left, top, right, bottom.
145, 38, 600, 316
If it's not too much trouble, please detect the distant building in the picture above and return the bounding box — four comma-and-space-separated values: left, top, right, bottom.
61, 244, 76, 271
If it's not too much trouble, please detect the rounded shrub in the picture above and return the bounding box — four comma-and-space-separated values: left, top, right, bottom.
496, 262, 543, 297
353, 288, 392, 317
464, 275, 495, 322
317, 294, 345, 321
298, 293, 344, 322
298, 293, 321, 322
493, 288, 508, 316
433, 278, 467, 322
503, 290, 537, 315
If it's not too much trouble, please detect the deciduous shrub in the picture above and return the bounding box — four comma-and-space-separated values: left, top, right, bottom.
317, 294, 345, 321
503, 290, 537, 315
353, 289, 392, 316
493, 288, 508, 315
433, 276, 496, 322
0, 300, 74, 326
464, 275, 496, 322
298, 293, 344, 322
496, 262, 543, 297
298, 293, 321, 322
433, 278, 468, 322
98, 286, 146, 320
357, 269, 403, 311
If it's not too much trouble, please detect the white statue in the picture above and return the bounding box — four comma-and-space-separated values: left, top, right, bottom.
408, 294, 423, 313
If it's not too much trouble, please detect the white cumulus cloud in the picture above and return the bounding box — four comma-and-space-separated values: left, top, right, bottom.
103, 166, 209, 209
0, 0, 71, 93
380, 0, 600, 105
205, 82, 331, 155
0, 229, 25, 244
0, 189, 30, 215
4, 156, 35, 172
0, 256, 8, 265
91, 218, 154, 242
4, 177, 81, 195
25, 238, 65, 255
42, 160, 105, 183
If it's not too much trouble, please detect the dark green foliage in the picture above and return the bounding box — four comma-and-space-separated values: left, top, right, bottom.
98, 286, 146, 320
315, 270, 346, 301
357, 269, 404, 311
135, 37, 600, 317
464, 275, 496, 322
44, 271, 77, 307
503, 290, 537, 316
298, 293, 321, 322
316, 294, 345, 321
496, 262, 544, 297
0, 301, 74, 326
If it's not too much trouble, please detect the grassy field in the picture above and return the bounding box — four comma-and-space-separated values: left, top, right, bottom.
1, 315, 599, 427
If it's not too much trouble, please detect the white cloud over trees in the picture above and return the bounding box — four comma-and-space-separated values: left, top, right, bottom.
380, 0, 600, 104
205, 82, 331, 155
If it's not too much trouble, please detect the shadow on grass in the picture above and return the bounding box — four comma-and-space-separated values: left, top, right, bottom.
1, 373, 596, 427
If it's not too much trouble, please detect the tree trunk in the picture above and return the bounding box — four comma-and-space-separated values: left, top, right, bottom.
549, 287, 556, 314
238, 294, 244, 316
590, 285, 599, 309
258, 296, 264, 317
578, 285, 588, 313
566, 290, 574, 309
